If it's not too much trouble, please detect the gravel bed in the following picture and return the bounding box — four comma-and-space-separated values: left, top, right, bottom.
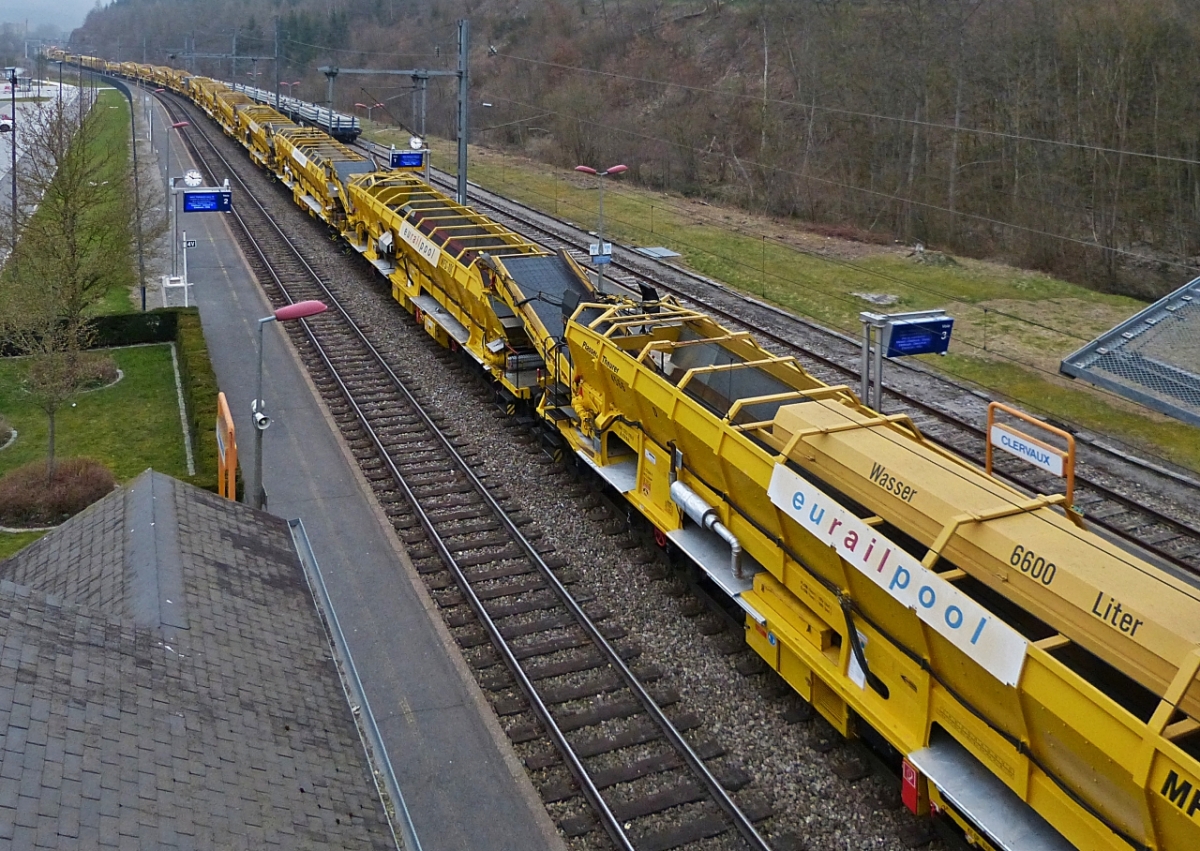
307, 230, 944, 849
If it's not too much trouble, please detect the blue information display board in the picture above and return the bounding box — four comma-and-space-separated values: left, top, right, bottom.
182, 190, 232, 213
883, 317, 955, 357
391, 151, 425, 169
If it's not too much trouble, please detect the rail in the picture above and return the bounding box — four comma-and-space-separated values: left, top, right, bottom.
172, 90, 772, 850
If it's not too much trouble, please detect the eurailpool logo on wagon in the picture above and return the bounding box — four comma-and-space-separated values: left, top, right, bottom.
767, 465, 1028, 686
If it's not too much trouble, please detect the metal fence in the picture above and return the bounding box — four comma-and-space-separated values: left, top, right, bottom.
1060, 276, 1200, 427
289, 518, 422, 851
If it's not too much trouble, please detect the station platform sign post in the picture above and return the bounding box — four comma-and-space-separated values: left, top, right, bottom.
589, 242, 613, 264
181, 185, 232, 213
166, 181, 230, 307
389, 138, 429, 182
859, 309, 955, 412
183, 233, 197, 283
162, 232, 198, 307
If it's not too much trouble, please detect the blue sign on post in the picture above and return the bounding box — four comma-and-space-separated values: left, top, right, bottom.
391, 151, 425, 169
182, 190, 232, 213
884, 317, 955, 357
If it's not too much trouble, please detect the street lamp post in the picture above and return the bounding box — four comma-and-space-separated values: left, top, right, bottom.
151, 88, 165, 150
253, 299, 329, 510
164, 120, 189, 275
573, 163, 628, 293
354, 102, 385, 121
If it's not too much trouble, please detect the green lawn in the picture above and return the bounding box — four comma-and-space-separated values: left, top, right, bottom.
0, 531, 45, 560
0, 343, 190, 555
378, 132, 1199, 471
0, 344, 189, 481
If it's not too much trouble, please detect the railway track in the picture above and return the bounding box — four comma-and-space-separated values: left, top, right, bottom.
351, 142, 1200, 581
164, 96, 778, 851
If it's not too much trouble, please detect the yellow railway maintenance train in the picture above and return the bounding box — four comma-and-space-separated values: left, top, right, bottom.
55, 47, 1200, 851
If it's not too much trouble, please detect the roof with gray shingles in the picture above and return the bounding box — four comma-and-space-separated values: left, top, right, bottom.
0, 470, 395, 849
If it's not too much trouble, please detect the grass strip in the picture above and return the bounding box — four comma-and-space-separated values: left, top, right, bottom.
88, 88, 139, 315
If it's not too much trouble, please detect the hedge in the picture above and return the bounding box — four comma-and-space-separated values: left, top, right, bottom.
91, 310, 178, 347
173, 311, 221, 493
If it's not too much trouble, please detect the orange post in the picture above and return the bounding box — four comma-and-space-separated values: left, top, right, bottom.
216, 392, 238, 500
986, 401, 1075, 511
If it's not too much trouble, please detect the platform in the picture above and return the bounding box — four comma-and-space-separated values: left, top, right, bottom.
152, 95, 564, 851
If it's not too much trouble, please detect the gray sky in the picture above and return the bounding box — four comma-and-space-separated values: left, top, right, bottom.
1, 0, 93, 34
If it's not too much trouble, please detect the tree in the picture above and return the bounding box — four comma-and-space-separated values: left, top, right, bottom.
0, 90, 135, 478
11, 326, 95, 481
7, 93, 135, 325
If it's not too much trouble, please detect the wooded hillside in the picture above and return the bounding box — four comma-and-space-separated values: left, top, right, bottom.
69, 0, 1200, 298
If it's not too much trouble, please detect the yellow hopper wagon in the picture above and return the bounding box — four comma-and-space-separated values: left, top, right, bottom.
270, 127, 374, 226
213, 90, 256, 137
146, 64, 169, 88
345, 171, 594, 402
559, 296, 1200, 851
236, 105, 297, 169
189, 77, 230, 119
158, 66, 187, 94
